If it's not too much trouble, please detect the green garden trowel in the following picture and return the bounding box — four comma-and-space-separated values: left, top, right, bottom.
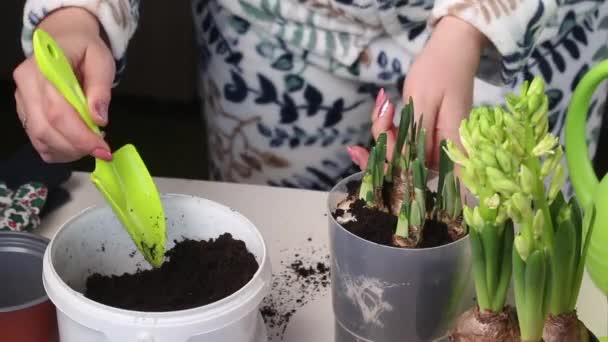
565, 59, 608, 296
32, 29, 166, 267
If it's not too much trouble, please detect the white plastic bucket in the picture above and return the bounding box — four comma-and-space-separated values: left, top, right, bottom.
42, 194, 271, 342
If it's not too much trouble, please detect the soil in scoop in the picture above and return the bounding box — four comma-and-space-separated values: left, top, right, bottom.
85, 233, 259, 312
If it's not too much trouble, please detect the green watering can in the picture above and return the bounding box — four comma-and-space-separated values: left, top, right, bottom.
32, 29, 166, 267
565, 59, 608, 296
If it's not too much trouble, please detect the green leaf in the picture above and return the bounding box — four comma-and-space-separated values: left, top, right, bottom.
550, 218, 576, 314
417, 128, 426, 165
492, 221, 514, 311
570, 205, 596, 309
481, 222, 499, 304
239, 0, 274, 21
569, 197, 583, 255
390, 102, 413, 179
412, 159, 426, 189
512, 239, 526, 317
438, 140, 453, 198
522, 249, 548, 342
549, 191, 567, 225
470, 228, 491, 310
410, 199, 423, 227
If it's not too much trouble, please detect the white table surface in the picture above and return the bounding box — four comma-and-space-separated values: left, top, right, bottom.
38, 172, 607, 341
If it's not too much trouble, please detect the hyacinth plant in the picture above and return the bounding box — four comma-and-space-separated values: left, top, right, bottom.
446, 76, 596, 342
347, 98, 465, 248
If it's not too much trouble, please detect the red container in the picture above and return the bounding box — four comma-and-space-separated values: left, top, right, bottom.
0, 232, 58, 342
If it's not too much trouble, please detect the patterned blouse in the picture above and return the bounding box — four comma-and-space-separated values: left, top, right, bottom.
20, 0, 602, 85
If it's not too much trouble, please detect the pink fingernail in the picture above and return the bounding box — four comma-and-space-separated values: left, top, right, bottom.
379, 99, 391, 118
375, 88, 386, 107
92, 148, 112, 161
95, 102, 109, 122
346, 146, 356, 159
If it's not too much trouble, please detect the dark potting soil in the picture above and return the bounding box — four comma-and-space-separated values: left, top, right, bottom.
334, 197, 455, 248
85, 233, 259, 312
335, 198, 397, 245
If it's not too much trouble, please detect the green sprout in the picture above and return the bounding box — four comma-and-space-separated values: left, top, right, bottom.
352, 97, 465, 248
359, 133, 387, 207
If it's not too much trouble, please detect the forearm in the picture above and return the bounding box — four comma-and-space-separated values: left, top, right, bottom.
429, 0, 559, 84
21, 0, 140, 59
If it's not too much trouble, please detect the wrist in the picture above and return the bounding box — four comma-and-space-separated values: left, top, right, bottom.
434, 16, 488, 55
38, 7, 101, 38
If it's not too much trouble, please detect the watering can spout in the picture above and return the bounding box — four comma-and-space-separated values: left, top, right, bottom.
565, 61, 606, 208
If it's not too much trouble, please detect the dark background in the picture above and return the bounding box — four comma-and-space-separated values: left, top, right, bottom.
1, 1, 606, 180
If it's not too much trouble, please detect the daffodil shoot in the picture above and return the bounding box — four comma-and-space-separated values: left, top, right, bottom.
333, 98, 467, 249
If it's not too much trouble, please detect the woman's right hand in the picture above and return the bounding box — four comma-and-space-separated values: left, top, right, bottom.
13, 7, 115, 163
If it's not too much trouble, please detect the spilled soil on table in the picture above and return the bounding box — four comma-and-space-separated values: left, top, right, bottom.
260, 237, 331, 340
85, 233, 259, 312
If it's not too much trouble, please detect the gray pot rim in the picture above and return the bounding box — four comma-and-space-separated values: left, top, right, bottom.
327, 171, 469, 252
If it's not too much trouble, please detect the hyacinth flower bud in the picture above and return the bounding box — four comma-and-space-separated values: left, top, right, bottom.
496, 148, 512, 174
472, 206, 486, 228
444, 140, 469, 166
489, 125, 505, 143
462, 166, 480, 195
479, 115, 492, 139
459, 121, 474, 153
527, 76, 546, 95
540, 145, 564, 178
486, 166, 520, 195
532, 133, 559, 157
530, 96, 548, 125
548, 163, 566, 202
511, 192, 532, 219
514, 235, 531, 261
534, 116, 549, 141
532, 209, 544, 240
480, 147, 499, 169
519, 164, 536, 195
527, 94, 543, 117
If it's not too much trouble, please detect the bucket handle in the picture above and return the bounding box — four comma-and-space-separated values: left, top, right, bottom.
565, 60, 607, 208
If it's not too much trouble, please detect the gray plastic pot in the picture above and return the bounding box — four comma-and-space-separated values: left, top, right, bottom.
328, 172, 475, 342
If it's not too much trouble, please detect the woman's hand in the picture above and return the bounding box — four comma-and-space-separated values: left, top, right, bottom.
402, 16, 487, 169
13, 7, 115, 163
347, 16, 487, 171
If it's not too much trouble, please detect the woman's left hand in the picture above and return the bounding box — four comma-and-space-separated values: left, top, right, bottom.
347, 16, 488, 171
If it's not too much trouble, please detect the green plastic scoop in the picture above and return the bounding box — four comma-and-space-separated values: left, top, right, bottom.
32, 29, 166, 267
565, 59, 608, 296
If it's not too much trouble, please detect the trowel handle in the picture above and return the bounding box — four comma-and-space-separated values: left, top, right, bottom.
565, 60, 606, 209
32, 29, 101, 135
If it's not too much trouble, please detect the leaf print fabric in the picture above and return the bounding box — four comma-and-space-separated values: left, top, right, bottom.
20, 0, 140, 83
20, 0, 607, 191
0, 182, 48, 232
